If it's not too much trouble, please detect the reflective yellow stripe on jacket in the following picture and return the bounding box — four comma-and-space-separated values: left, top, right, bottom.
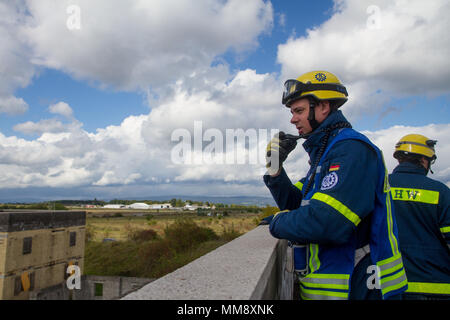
294, 181, 303, 191
377, 253, 408, 297
300, 273, 350, 300
390, 187, 439, 204
406, 282, 450, 295
311, 192, 361, 226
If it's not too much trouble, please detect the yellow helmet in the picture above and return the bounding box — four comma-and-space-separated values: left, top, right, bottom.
394, 134, 437, 161
282, 71, 348, 107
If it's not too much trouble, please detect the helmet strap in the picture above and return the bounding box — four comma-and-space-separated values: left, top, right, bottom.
308, 99, 320, 132
421, 156, 434, 175
428, 158, 434, 174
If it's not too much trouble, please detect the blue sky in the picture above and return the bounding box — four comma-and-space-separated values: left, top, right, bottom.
6, 69, 148, 136
0, 0, 449, 202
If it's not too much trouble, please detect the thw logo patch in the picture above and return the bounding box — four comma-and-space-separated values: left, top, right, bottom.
321, 172, 339, 190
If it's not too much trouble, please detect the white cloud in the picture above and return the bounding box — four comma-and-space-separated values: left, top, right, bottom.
13, 101, 80, 135
2, 111, 449, 192
0, 68, 284, 190
0, 0, 278, 194
93, 171, 142, 186
277, 0, 450, 118
0, 96, 28, 115
0, 2, 34, 115
13, 119, 67, 135
1, 60, 448, 193
48, 101, 73, 118
21, 0, 273, 93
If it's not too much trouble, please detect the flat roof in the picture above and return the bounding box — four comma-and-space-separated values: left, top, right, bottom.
0, 210, 86, 232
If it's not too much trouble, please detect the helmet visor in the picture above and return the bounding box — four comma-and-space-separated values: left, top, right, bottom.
282, 79, 348, 105
282, 79, 302, 105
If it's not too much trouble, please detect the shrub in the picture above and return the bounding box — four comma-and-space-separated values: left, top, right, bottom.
221, 223, 241, 242
255, 205, 280, 225
163, 218, 218, 251
85, 224, 96, 242
85, 241, 142, 277
85, 219, 235, 279
131, 229, 159, 242
139, 240, 174, 275
27, 203, 49, 210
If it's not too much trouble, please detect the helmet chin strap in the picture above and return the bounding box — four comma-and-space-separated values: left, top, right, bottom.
297, 99, 320, 139
294, 99, 351, 140
308, 99, 320, 132
428, 160, 434, 174
421, 156, 435, 174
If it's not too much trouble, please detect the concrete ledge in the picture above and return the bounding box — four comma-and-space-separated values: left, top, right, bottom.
122, 225, 293, 300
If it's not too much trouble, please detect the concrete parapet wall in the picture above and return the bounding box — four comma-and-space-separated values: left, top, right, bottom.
122, 225, 294, 300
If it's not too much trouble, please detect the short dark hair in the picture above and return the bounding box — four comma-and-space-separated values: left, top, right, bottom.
330, 102, 339, 112
394, 152, 423, 167
311, 97, 339, 112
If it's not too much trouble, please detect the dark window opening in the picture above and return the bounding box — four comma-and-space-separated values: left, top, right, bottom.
94, 283, 103, 297
14, 276, 22, 296
23, 237, 32, 255
29, 272, 35, 291
70, 232, 76, 247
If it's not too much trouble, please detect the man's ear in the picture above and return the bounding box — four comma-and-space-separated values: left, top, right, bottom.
420, 156, 430, 170
318, 100, 331, 117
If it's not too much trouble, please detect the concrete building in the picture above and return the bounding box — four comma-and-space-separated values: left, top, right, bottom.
0, 210, 86, 300
30, 275, 154, 300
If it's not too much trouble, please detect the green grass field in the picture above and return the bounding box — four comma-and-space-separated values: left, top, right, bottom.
84, 212, 263, 279
85, 213, 259, 242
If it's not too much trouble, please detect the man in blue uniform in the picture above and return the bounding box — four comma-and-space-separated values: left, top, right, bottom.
389, 134, 450, 300
262, 70, 407, 300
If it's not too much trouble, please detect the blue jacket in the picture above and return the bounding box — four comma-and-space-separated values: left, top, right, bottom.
264, 111, 378, 246
264, 110, 406, 299
389, 162, 450, 297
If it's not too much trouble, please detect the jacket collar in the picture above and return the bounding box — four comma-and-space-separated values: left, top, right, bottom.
392, 162, 428, 176
302, 110, 349, 157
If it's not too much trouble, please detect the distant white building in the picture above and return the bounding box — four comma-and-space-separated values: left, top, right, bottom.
103, 204, 125, 209
83, 204, 98, 208
183, 204, 213, 211
149, 203, 172, 209
128, 202, 150, 209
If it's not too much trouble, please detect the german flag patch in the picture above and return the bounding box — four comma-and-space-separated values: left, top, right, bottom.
329, 164, 340, 172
